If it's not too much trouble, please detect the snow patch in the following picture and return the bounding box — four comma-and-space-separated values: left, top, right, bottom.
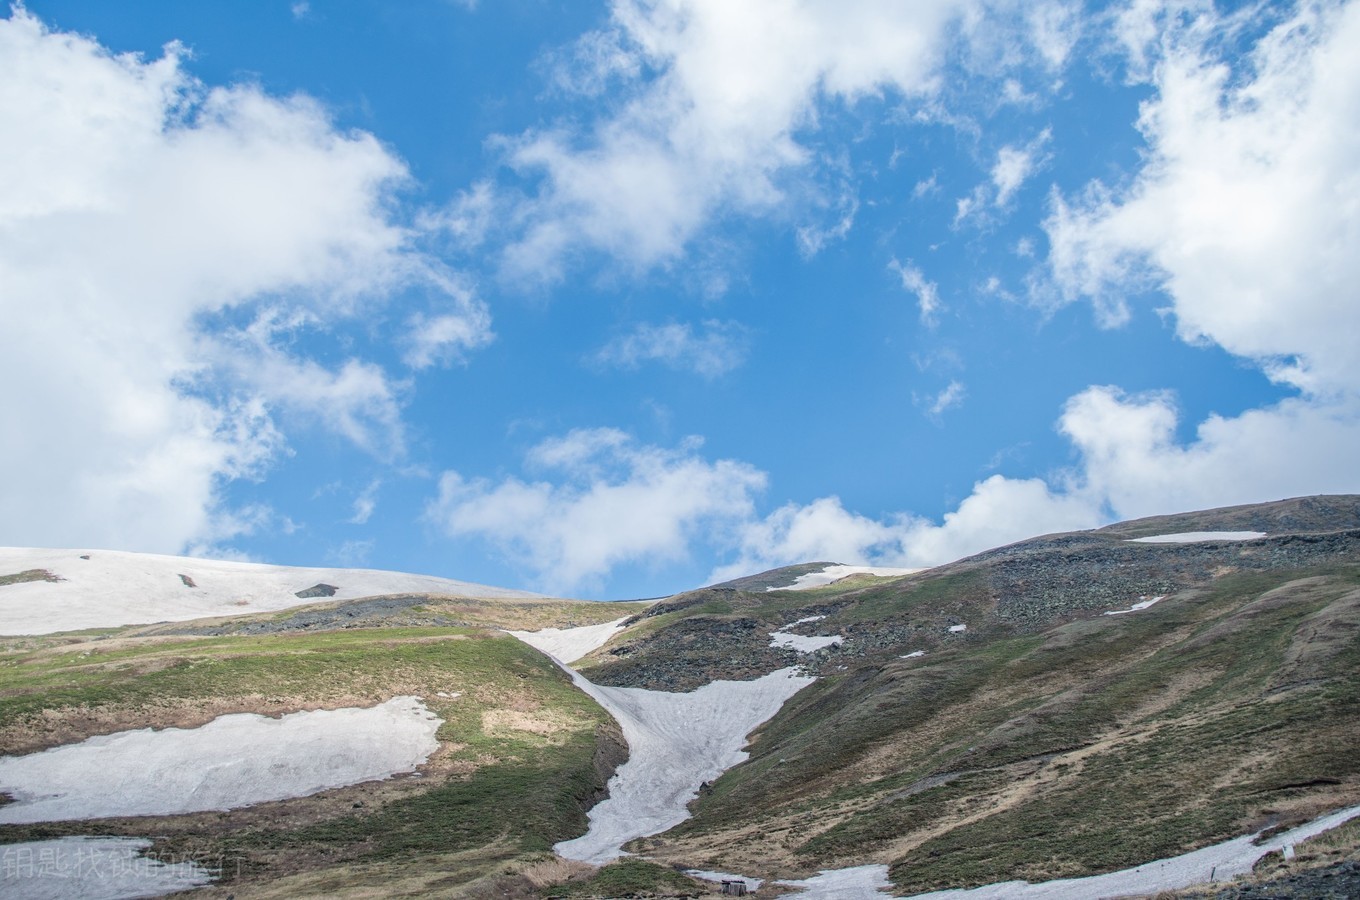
770, 630, 843, 653
779, 864, 895, 898
903, 803, 1360, 899
0, 547, 542, 636
553, 667, 815, 865
1105, 595, 1166, 616
0, 697, 441, 823
770, 565, 922, 591
1128, 531, 1265, 543
506, 617, 629, 663
0, 837, 213, 899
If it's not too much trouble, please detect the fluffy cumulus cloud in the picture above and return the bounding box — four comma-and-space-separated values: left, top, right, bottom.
1046, 0, 1360, 391
1058, 386, 1360, 521
428, 388, 1360, 593
716, 389, 1360, 584
426, 429, 766, 592
710, 476, 1103, 584
0, 10, 490, 553
485, 0, 1081, 282
594, 319, 750, 378
423, 0, 1360, 595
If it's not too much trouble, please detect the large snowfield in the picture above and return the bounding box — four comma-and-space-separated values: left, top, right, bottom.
0, 547, 542, 635
0, 696, 442, 824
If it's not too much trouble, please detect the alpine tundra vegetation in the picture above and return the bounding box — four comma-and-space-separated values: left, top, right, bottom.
2, 496, 1358, 897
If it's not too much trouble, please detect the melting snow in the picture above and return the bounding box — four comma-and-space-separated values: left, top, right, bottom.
0, 547, 542, 636
0, 837, 214, 899
771, 565, 922, 591
511, 622, 815, 866
1105, 596, 1166, 616
506, 616, 629, 663
779, 864, 896, 898
0, 697, 441, 823
555, 667, 815, 864
770, 630, 843, 652
902, 802, 1360, 899
1128, 531, 1265, 544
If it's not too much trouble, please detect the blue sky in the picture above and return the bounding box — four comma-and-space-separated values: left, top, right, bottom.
3, 0, 1357, 599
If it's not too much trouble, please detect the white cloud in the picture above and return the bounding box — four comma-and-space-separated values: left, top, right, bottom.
926, 380, 967, 418
0, 10, 488, 553
1058, 386, 1360, 522
401, 274, 495, 370
1025, 0, 1082, 70
953, 184, 988, 226
709, 475, 1102, 584
330, 539, 375, 567
992, 127, 1051, 206
795, 196, 859, 258
1046, 0, 1360, 393
426, 385, 1360, 593
427, 429, 766, 593
955, 128, 1052, 225
890, 259, 943, 325
492, 0, 1039, 283
594, 320, 750, 378
349, 480, 383, 526
711, 385, 1360, 584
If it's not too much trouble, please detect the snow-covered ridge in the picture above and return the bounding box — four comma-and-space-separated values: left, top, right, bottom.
770, 565, 922, 591
1128, 531, 1266, 543
0, 547, 542, 635
0, 696, 442, 823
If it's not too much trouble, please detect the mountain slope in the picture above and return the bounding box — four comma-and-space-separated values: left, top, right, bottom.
576, 496, 1360, 894
2, 496, 1358, 898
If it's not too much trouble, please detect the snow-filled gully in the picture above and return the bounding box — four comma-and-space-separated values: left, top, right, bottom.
507, 620, 814, 866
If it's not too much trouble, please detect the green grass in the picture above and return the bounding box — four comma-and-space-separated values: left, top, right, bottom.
648, 563, 1360, 894
0, 569, 59, 587
0, 625, 624, 891
545, 858, 702, 898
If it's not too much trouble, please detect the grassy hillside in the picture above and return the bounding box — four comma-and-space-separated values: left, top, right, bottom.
583, 498, 1360, 894
2, 496, 1357, 897
0, 604, 643, 897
